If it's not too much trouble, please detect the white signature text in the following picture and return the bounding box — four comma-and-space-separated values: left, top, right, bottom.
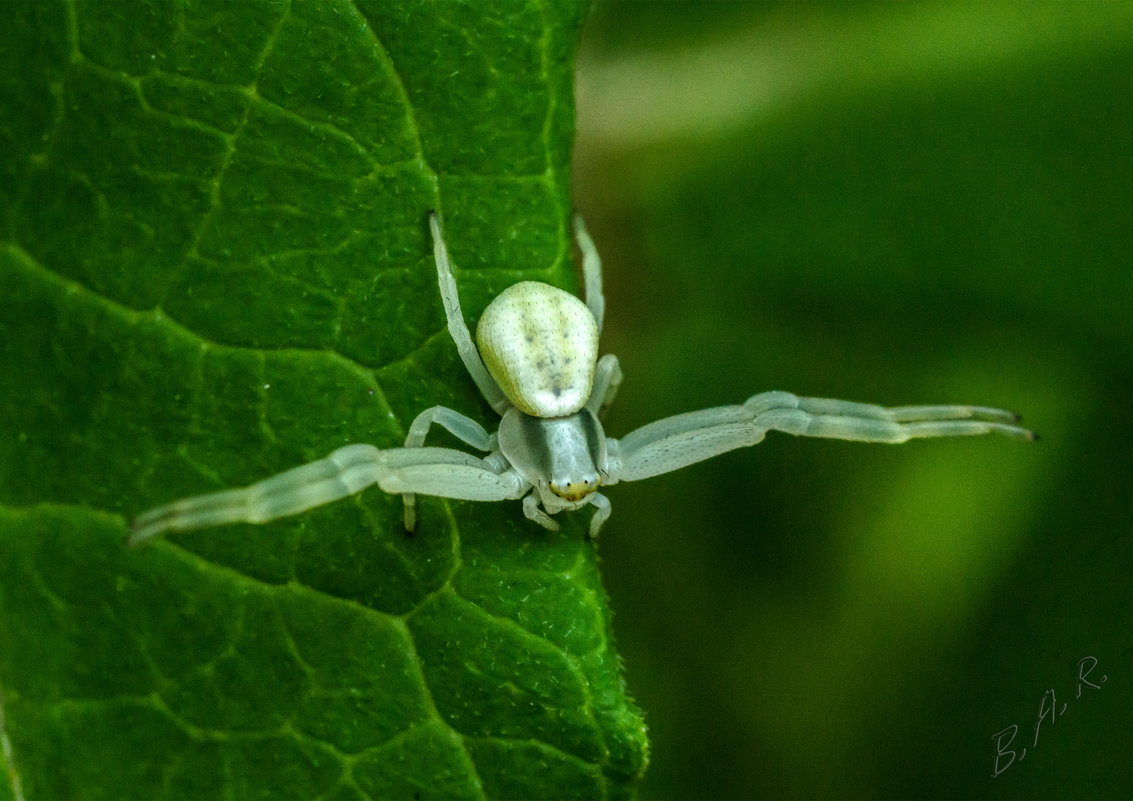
990, 655, 1107, 779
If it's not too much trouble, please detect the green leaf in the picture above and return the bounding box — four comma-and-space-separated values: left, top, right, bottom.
0, 2, 647, 799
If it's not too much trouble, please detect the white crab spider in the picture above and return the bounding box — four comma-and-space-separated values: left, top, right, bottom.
130, 212, 1035, 545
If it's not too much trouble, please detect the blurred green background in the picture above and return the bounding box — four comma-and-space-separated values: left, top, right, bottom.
572, 2, 1132, 798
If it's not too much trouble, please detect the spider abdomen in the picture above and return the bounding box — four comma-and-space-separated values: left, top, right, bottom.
476, 281, 598, 418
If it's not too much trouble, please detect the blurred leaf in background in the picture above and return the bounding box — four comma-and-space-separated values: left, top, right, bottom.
575, 1, 1132, 798
0, 1, 649, 798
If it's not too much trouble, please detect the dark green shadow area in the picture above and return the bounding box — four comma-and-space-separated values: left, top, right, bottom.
576, 2, 1133, 798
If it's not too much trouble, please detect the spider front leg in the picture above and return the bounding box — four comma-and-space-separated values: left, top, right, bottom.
605, 391, 1035, 484
402, 405, 497, 531
130, 444, 388, 545
130, 444, 529, 545
744, 392, 1036, 442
